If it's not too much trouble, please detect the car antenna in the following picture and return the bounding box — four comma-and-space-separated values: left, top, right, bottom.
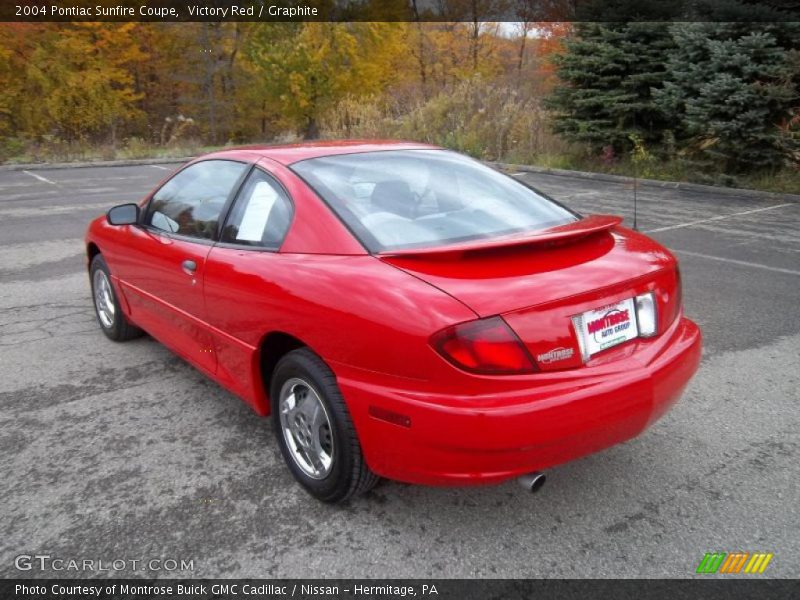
633, 162, 638, 231
632, 119, 638, 231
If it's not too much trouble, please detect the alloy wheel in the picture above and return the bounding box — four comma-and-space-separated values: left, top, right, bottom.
278, 377, 334, 479
93, 269, 116, 329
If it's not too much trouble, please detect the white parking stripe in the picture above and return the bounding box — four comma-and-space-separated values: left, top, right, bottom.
645, 203, 796, 233
674, 249, 800, 277
22, 170, 56, 185
0, 202, 115, 218
150, 165, 169, 171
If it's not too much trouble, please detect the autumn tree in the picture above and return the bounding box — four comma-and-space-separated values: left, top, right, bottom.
245, 23, 408, 138
22, 23, 143, 144
0, 24, 34, 139
129, 23, 193, 142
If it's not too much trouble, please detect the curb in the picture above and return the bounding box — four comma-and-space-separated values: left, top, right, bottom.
0, 157, 194, 172
493, 162, 800, 203
3, 156, 797, 203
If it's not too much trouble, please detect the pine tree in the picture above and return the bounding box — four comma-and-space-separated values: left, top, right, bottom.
546, 20, 676, 155
656, 20, 800, 173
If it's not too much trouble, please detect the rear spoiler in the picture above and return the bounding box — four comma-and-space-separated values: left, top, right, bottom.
378, 214, 623, 257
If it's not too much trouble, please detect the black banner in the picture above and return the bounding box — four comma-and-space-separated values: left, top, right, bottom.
2, 0, 799, 22
2, 579, 800, 600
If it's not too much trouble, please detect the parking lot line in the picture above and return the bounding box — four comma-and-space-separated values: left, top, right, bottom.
644, 203, 796, 233
150, 165, 170, 170
22, 170, 56, 185
674, 249, 800, 277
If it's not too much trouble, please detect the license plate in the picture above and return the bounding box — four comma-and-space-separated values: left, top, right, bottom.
576, 297, 639, 357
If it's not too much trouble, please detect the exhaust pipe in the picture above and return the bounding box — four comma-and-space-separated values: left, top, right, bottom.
517, 471, 546, 494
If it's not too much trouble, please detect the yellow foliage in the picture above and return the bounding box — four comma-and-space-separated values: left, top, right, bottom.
14, 23, 143, 141
0, 21, 566, 145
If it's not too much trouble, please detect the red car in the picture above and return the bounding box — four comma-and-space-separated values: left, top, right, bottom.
85, 141, 701, 503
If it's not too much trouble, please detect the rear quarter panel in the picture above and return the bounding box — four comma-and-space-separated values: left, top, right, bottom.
202, 250, 478, 414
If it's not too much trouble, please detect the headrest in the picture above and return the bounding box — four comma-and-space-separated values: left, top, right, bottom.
370, 180, 415, 219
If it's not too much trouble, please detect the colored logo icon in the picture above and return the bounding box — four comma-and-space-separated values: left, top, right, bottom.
696, 552, 773, 574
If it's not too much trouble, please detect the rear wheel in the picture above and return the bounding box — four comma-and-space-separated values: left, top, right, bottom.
271, 348, 379, 503
90, 254, 142, 341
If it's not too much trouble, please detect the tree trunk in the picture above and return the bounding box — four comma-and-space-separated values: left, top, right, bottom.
517, 26, 528, 74
470, 0, 480, 72
201, 24, 217, 145
304, 118, 319, 140
411, 0, 428, 99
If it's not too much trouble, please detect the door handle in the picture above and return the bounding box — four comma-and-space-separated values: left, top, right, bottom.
181, 259, 197, 275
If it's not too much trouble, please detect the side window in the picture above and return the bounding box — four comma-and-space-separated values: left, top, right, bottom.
147, 160, 248, 240
221, 169, 293, 248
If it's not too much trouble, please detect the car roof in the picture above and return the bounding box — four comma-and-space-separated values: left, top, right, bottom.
201, 140, 441, 166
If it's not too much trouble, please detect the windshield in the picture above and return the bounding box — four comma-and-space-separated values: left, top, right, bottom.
291, 149, 577, 252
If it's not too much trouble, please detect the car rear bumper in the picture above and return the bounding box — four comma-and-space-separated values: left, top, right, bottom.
334, 315, 702, 486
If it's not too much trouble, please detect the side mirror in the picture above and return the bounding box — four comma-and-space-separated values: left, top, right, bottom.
107, 203, 140, 226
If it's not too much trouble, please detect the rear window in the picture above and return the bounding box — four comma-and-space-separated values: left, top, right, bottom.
291, 149, 576, 252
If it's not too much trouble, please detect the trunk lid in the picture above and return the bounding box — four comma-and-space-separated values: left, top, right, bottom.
381, 218, 681, 371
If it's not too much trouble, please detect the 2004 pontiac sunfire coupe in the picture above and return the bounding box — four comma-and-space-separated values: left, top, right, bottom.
85, 141, 701, 503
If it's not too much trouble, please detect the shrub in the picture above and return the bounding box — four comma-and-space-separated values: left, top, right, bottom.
320, 78, 571, 164
0, 136, 26, 162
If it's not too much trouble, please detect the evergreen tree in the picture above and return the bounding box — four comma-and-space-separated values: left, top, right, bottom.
656, 20, 800, 173
546, 20, 676, 155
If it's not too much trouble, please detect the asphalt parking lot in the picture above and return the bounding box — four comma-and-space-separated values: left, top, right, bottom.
0, 162, 798, 578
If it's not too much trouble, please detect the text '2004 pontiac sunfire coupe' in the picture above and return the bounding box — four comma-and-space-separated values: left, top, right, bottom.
85, 141, 701, 503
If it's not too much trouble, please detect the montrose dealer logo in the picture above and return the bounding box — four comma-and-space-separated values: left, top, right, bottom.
586, 308, 631, 342
536, 347, 574, 364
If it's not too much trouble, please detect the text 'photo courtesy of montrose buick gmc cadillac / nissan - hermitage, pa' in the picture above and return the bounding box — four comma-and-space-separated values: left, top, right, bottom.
84, 141, 701, 503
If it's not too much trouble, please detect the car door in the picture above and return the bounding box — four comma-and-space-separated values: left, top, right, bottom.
112, 159, 250, 375
203, 165, 294, 406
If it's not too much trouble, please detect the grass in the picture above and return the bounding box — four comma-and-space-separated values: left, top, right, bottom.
521, 155, 800, 195
0, 137, 213, 165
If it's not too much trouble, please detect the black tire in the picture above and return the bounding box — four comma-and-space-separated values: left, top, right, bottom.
270, 348, 379, 503
90, 254, 143, 342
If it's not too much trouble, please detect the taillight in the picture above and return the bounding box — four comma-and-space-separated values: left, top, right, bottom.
430, 316, 537, 375
665, 264, 683, 328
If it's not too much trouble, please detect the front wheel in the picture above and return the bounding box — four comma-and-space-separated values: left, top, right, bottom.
270, 348, 379, 503
90, 254, 142, 341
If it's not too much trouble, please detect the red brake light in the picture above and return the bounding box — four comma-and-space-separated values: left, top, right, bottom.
666, 264, 683, 327
431, 316, 537, 375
